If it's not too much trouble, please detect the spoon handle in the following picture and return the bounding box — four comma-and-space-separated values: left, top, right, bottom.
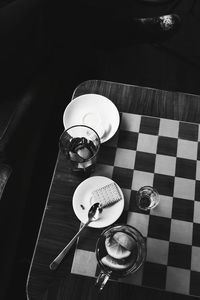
49, 221, 90, 270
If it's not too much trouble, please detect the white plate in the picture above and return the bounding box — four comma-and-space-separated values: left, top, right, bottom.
63, 94, 120, 143
72, 176, 124, 228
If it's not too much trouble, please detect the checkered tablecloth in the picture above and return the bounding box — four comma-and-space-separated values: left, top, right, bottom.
71, 112, 200, 297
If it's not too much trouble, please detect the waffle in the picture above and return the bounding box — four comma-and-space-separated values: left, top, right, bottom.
91, 182, 122, 208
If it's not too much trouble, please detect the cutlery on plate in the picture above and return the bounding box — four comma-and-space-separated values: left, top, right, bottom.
49, 202, 102, 270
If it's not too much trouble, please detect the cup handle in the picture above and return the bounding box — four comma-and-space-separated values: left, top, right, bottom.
95, 271, 111, 291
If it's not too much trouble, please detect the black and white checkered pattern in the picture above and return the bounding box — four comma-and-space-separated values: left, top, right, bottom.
71, 113, 200, 297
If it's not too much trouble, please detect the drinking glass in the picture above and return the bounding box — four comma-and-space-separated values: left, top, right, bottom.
136, 186, 159, 211
95, 224, 146, 291
59, 125, 100, 175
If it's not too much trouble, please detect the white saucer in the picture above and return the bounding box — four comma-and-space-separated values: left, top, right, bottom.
63, 94, 120, 143
72, 176, 124, 228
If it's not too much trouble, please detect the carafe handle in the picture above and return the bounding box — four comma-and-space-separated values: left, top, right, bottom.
95, 271, 111, 291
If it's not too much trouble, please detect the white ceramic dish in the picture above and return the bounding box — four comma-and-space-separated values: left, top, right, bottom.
72, 176, 124, 228
63, 94, 120, 143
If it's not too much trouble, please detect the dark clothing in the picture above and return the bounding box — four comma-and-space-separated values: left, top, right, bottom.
1, 0, 200, 96
0, 0, 14, 8
161, 0, 200, 68
73, 0, 200, 94
0, 0, 45, 99
77, 0, 200, 68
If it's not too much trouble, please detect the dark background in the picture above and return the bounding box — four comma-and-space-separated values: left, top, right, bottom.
1, 0, 200, 299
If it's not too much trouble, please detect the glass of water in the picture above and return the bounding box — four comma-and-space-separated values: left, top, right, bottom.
136, 186, 160, 211
59, 125, 100, 175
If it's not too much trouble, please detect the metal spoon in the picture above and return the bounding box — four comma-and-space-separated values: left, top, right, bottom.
49, 202, 102, 270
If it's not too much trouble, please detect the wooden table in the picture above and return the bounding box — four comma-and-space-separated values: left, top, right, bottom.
26, 80, 200, 300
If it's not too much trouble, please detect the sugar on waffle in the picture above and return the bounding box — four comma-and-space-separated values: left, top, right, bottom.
90, 182, 122, 208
